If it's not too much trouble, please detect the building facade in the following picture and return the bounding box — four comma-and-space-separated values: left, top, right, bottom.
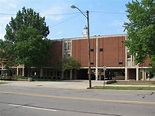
0, 34, 151, 81
60, 34, 151, 81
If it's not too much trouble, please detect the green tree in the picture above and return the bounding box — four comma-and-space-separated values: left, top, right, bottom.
124, 0, 155, 64
0, 40, 14, 69
4, 7, 51, 68
61, 57, 81, 71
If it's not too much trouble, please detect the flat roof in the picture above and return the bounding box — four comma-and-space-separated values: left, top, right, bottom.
51, 34, 127, 41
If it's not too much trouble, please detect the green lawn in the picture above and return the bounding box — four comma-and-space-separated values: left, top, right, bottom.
112, 81, 155, 85
92, 86, 155, 90
0, 82, 8, 84
92, 81, 155, 90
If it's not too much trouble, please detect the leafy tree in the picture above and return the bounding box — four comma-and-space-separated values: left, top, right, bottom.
124, 0, 155, 64
150, 55, 155, 75
0, 40, 14, 69
61, 57, 81, 71
4, 7, 51, 68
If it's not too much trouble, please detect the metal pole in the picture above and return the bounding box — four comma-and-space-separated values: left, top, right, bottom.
86, 10, 91, 89
103, 70, 105, 86
71, 5, 91, 88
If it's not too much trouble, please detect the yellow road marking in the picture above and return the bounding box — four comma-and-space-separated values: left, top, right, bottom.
0, 91, 155, 105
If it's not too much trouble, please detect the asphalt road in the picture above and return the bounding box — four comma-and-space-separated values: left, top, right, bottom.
0, 83, 155, 116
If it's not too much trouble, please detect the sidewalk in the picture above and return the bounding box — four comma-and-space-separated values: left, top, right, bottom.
0, 80, 102, 89
1, 80, 155, 89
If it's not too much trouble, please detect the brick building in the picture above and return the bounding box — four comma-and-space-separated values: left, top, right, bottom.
0, 34, 151, 81
57, 34, 150, 81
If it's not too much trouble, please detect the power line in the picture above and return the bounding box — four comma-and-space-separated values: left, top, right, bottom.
41, 12, 80, 16
0, 11, 126, 28
91, 11, 126, 15
0, 11, 126, 16
0, 12, 80, 16
50, 14, 80, 28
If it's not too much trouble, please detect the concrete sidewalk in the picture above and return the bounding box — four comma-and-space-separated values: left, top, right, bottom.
1, 80, 155, 89
0, 80, 104, 89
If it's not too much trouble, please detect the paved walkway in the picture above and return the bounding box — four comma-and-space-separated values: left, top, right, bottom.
0, 80, 105, 89
1, 80, 155, 89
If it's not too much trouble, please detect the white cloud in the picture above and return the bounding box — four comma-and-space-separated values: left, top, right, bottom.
8, 3, 17, 8
0, 16, 12, 39
0, 0, 19, 39
41, 4, 67, 21
0, 0, 18, 10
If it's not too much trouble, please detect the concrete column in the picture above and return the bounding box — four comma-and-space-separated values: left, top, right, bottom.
62, 39, 65, 59
22, 67, 24, 76
17, 67, 19, 76
125, 68, 128, 81
95, 68, 98, 80
95, 37, 98, 80
143, 69, 147, 81
136, 68, 139, 81
2, 63, 4, 69
70, 70, 72, 80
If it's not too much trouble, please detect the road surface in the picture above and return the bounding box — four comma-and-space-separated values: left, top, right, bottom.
0, 82, 155, 116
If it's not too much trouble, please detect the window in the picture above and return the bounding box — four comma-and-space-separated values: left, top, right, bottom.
119, 62, 123, 64
90, 49, 94, 52
127, 52, 131, 58
68, 42, 71, 50
90, 62, 94, 66
68, 54, 70, 57
100, 48, 103, 52
64, 42, 67, 50
127, 49, 131, 58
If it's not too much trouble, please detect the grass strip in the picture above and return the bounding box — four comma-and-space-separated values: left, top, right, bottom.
92, 86, 155, 90
112, 81, 155, 85
0, 82, 8, 84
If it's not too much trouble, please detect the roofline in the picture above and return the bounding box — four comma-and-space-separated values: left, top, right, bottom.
51, 33, 127, 41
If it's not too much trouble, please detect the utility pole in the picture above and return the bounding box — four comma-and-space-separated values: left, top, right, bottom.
71, 5, 92, 88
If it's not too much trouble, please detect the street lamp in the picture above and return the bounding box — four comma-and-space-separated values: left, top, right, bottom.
71, 5, 92, 88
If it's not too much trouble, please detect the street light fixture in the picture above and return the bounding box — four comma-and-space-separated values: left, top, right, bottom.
71, 5, 92, 88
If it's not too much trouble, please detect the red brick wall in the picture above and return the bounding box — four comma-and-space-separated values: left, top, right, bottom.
90, 39, 96, 66
98, 36, 125, 67
72, 39, 88, 67
138, 57, 150, 67
49, 41, 62, 66
72, 36, 126, 67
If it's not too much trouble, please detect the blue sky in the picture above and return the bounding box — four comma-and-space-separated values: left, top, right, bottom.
0, 0, 132, 40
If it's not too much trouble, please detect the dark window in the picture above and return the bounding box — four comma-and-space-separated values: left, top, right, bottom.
127, 52, 131, 58
100, 48, 103, 52
90, 49, 94, 52
119, 62, 123, 64
90, 62, 94, 66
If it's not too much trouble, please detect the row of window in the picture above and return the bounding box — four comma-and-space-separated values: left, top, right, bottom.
90, 62, 123, 66
90, 48, 103, 52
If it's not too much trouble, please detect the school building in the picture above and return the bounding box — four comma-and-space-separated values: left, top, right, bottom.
0, 34, 151, 81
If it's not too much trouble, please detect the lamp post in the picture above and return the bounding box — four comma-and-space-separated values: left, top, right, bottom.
71, 5, 91, 88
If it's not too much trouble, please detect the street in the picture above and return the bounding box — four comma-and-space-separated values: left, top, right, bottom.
0, 83, 155, 116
